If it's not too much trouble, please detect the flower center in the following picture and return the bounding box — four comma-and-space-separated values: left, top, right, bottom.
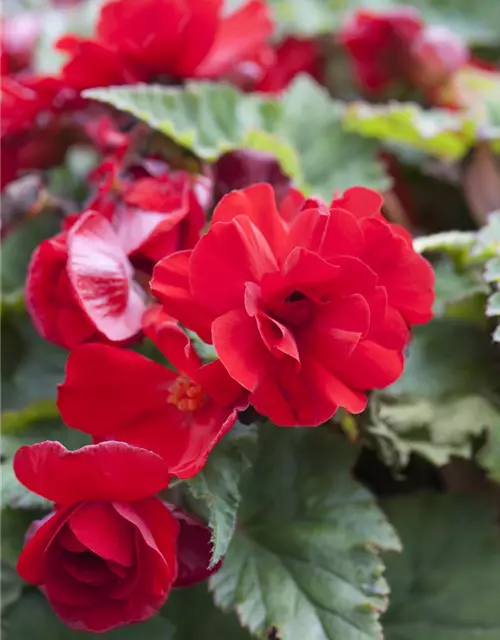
270, 290, 314, 327
167, 376, 205, 412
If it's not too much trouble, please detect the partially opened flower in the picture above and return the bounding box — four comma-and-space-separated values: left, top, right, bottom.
15, 440, 177, 632
57, 306, 246, 478
152, 183, 434, 427
57, 0, 274, 90
26, 210, 146, 349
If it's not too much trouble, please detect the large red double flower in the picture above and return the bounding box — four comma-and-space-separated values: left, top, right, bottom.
152, 183, 435, 426
57, 306, 246, 478
57, 0, 274, 90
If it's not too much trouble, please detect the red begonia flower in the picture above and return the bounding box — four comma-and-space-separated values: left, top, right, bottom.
152, 183, 434, 427
339, 8, 469, 95
169, 506, 222, 588
339, 8, 422, 91
57, 0, 273, 90
57, 306, 246, 478
26, 210, 146, 349
15, 441, 177, 633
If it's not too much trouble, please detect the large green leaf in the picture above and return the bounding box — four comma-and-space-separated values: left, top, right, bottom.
84, 76, 389, 200
5, 591, 174, 640
344, 102, 477, 161
162, 584, 251, 640
210, 428, 401, 640
266, 0, 500, 44
187, 424, 257, 567
382, 493, 500, 640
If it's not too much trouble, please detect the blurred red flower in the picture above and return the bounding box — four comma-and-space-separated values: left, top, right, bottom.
57, 0, 274, 90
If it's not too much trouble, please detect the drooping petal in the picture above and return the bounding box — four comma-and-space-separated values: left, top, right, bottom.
13, 441, 170, 504
340, 339, 404, 390
67, 210, 146, 342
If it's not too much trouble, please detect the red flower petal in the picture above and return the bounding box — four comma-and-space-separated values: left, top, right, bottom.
13, 441, 170, 504
195, 0, 274, 77
330, 186, 384, 220
211, 183, 286, 258
68, 503, 135, 566
25, 234, 98, 349
67, 210, 146, 342
142, 305, 202, 376
58, 344, 176, 438
17, 508, 72, 584
152, 250, 215, 343
173, 0, 222, 76
190, 216, 278, 315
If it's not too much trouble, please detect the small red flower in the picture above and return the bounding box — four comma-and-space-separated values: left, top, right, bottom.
152, 183, 434, 427
339, 7, 422, 92
57, 0, 274, 90
26, 210, 146, 349
15, 440, 177, 633
57, 306, 246, 478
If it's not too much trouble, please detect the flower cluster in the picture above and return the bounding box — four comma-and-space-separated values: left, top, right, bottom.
8, 0, 438, 633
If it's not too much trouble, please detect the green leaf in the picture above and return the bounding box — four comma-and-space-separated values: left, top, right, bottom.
84, 76, 389, 200
1, 311, 67, 413
382, 493, 500, 640
1, 464, 51, 511
386, 319, 499, 399
162, 584, 251, 640
5, 591, 174, 640
210, 428, 401, 640
1, 561, 23, 616
187, 424, 257, 567
473, 212, 500, 341
432, 260, 488, 322
266, 0, 500, 45
1, 212, 60, 293
344, 102, 477, 161
413, 231, 477, 259
368, 394, 496, 469
1, 507, 46, 565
